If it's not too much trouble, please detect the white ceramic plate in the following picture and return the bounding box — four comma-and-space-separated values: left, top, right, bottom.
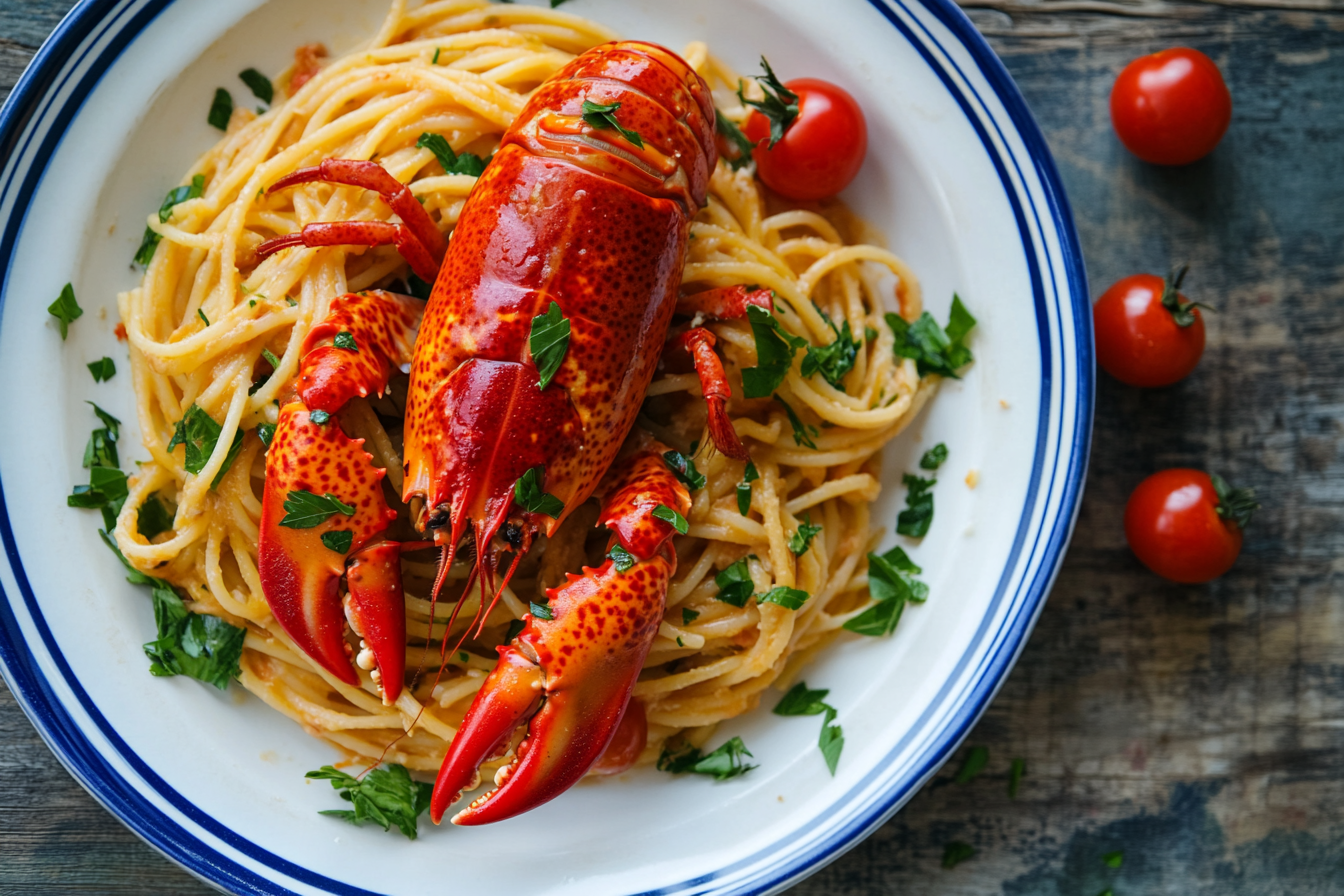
0, 1, 1091, 893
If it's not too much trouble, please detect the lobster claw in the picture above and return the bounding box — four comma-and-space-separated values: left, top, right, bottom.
431, 446, 687, 825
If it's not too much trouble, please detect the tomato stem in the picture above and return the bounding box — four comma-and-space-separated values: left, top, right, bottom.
1211, 472, 1260, 530
1161, 264, 1214, 328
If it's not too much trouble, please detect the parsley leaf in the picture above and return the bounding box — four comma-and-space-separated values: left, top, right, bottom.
87, 357, 116, 382
48, 283, 82, 339
608, 542, 635, 572
1008, 757, 1026, 798
714, 556, 755, 607
681, 607, 699, 625
773, 682, 831, 716
844, 544, 929, 637
167, 405, 244, 488
759, 586, 808, 610
504, 618, 525, 642
663, 450, 706, 491
774, 394, 819, 449
197, 308, 210, 327
801, 319, 860, 391
306, 764, 432, 840
897, 473, 936, 537
207, 87, 233, 130
788, 516, 822, 555
70, 405, 126, 529
738, 57, 798, 148
1103, 850, 1124, 869
309, 409, 331, 424
321, 530, 354, 554
333, 330, 358, 351
920, 442, 948, 470
737, 460, 758, 515
82, 402, 121, 470
239, 68, 273, 105
657, 736, 756, 781
653, 504, 688, 535
954, 745, 988, 784
514, 465, 565, 518
1211, 472, 1259, 529
528, 300, 571, 390
415, 132, 491, 176
580, 99, 645, 148
1160, 265, 1213, 328
530, 599, 554, 621
818, 706, 844, 775
885, 295, 977, 379
843, 592, 904, 637
406, 273, 433, 300
715, 108, 756, 171
256, 422, 276, 448
136, 492, 175, 540
741, 305, 806, 398
942, 841, 975, 869
279, 489, 356, 529
262, 348, 282, 370
136, 174, 206, 265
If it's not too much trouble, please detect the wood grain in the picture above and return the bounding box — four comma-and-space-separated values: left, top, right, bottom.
3, 1, 1343, 893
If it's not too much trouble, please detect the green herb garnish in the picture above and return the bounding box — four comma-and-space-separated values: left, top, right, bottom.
415, 132, 491, 176
738, 57, 798, 148
759, 586, 808, 610
333, 330, 358, 351
305, 764, 432, 840
136, 175, 206, 265
653, 504, 688, 535
279, 489, 356, 529
530, 599, 554, 621
608, 542, 635, 572
682, 607, 699, 625
801, 319, 860, 391
715, 108, 756, 171
309, 409, 331, 425
580, 100, 644, 148
843, 544, 928, 637
885, 295, 976, 379
942, 841, 975, 869
773, 682, 844, 774
1008, 757, 1026, 798
167, 405, 243, 488
48, 283, 82, 339
788, 516, 822, 555
741, 305, 806, 398
773, 394, 818, 449
321, 530, 354, 554
663, 450, 706, 491
528, 300, 570, 390
406, 273, 433, 300
136, 492, 175, 541
87, 357, 116, 382
897, 473, 935, 537
657, 736, 756, 781
514, 465, 565, 518
954, 745, 988, 784
737, 459, 758, 515
920, 443, 948, 470
714, 556, 755, 607
1103, 850, 1124, 869
207, 87, 233, 130
239, 68, 273, 105
256, 422, 276, 448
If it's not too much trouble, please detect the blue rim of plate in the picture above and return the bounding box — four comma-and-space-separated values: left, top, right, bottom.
0, 1, 1092, 894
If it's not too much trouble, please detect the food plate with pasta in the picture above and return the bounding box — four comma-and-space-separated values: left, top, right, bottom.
0, 0, 1090, 894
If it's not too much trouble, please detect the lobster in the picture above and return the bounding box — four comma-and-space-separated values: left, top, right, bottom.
254, 41, 771, 825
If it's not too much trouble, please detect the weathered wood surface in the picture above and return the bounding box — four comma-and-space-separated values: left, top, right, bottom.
2, 0, 1343, 893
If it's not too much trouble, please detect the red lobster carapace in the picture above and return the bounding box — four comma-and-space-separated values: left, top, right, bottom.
255, 41, 771, 825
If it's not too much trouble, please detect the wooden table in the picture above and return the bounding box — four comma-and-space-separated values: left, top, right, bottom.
3, 1, 1342, 892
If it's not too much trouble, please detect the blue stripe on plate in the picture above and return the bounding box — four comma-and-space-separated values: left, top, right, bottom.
0, 0, 1092, 893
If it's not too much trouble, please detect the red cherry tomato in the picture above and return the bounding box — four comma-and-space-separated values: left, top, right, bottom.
1093, 271, 1205, 387
1110, 47, 1232, 166
744, 78, 867, 201
1125, 469, 1255, 583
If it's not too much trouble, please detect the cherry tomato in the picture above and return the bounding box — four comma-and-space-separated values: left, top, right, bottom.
1124, 469, 1257, 583
1110, 47, 1232, 166
1093, 270, 1205, 387
744, 78, 867, 201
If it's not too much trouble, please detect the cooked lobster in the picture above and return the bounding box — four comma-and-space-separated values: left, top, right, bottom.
254, 41, 767, 825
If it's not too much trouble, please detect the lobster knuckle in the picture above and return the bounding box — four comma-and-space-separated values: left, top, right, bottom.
295, 290, 422, 412
598, 447, 692, 560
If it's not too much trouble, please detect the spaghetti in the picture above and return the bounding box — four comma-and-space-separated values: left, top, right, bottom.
113, 0, 933, 777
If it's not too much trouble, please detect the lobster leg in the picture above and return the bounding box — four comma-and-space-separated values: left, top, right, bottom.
674, 327, 749, 460
257, 159, 447, 283
431, 443, 690, 825
258, 290, 423, 702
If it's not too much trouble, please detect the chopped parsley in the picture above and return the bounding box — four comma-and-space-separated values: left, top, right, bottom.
738, 57, 798, 148
788, 516, 822, 555
663, 450, 706, 491
657, 736, 756, 781
1008, 757, 1026, 798
741, 305, 806, 398
256, 422, 276, 448
136, 174, 206, 265
759, 586, 809, 610
262, 348, 282, 370
885, 294, 977, 379
897, 473, 936, 537
321, 529, 354, 554
580, 99, 645, 148
306, 764, 432, 840
942, 841, 975, 870
843, 544, 928, 637
715, 108, 755, 171
47, 283, 82, 339
309, 409, 331, 425
714, 556, 755, 607
278, 489, 356, 529
239, 68, 273, 105
415, 132, 491, 177
333, 330, 358, 351
608, 542, 635, 572
167, 405, 244, 488
136, 492, 175, 540
529, 598, 554, 621
514, 465, 565, 518
773, 394, 819, 449
920, 442, 948, 470
681, 607, 699, 625
1211, 472, 1259, 529
504, 618, 525, 642
69, 404, 124, 529
1103, 850, 1124, 869
207, 87, 234, 130
954, 745, 989, 784
652, 504, 688, 535
197, 308, 210, 327
406, 273, 433, 300
774, 682, 844, 774
801, 319, 860, 391
737, 459, 758, 515
528, 300, 571, 390
87, 357, 116, 382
